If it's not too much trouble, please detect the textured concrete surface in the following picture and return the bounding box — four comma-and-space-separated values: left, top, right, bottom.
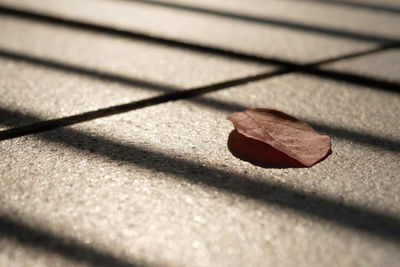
1, 0, 400, 61
0, 0, 399, 266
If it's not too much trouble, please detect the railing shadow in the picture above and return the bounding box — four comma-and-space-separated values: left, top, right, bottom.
0, 214, 143, 266
1, 47, 399, 151
0, 49, 181, 93
1, 6, 399, 92
1, 2, 399, 263
1, 84, 399, 152
1, 45, 399, 94
121, 0, 399, 43
1, 107, 400, 244
292, 0, 400, 15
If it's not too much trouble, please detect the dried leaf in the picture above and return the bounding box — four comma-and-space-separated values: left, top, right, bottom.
227, 108, 331, 168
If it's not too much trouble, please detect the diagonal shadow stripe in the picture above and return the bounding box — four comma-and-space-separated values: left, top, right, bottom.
121, 0, 400, 43
1, 108, 399, 243
0, 69, 290, 140
0, 5, 400, 93
1, 45, 399, 94
292, 0, 400, 15
0, 49, 181, 92
0, 214, 143, 267
1, 82, 399, 151
1, 64, 399, 153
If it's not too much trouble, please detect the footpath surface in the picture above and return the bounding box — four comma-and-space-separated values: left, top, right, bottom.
0, 0, 399, 266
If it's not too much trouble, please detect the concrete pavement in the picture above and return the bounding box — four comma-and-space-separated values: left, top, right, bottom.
0, 0, 399, 266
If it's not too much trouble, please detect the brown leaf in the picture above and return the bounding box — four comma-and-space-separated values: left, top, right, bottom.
227, 108, 331, 168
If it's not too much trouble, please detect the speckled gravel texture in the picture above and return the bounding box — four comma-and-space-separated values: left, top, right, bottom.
0, 0, 399, 266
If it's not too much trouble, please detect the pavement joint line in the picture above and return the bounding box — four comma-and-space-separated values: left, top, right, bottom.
0, 4, 400, 87
2, 117, 400, 243
2, 97, 399, 151
1, 2, 399, 264
0, 43, 399, 143
0, 69, 289, 141
123, 0, 400, 42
